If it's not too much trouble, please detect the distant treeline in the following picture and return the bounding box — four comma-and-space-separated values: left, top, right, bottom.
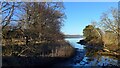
64, 35, 83, 38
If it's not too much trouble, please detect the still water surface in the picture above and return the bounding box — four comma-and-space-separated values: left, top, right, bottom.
65, 38, 84, 49
61, 38, 118, 67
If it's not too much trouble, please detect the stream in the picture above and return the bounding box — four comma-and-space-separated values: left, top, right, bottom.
53, 38, 119, 68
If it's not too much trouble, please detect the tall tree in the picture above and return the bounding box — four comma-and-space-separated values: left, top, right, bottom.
21, 2, 65, 42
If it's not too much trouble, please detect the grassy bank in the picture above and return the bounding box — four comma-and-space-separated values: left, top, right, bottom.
2, 41, 75, 57
2, 40, 75, 67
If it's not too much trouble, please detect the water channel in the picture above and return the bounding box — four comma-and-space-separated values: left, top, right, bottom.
53, 38, 119, 67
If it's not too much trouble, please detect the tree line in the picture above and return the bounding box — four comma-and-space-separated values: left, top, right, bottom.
1, 2, 65, 44
1, 2, 75, 57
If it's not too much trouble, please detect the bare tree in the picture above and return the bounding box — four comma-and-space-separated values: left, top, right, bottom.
21, 2, 65, 42
100, 8, 120, 48
100, 8, 119, 35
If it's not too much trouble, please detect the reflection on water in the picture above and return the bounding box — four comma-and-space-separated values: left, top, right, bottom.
79, 56, 118, 66
64, 38, 118, 67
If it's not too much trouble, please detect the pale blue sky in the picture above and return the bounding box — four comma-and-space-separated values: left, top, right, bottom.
61, 2, 118, 35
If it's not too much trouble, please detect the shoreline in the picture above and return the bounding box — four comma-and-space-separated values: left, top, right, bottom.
77, 39, 120, 58
97, 52, 120, 58
2, 46, 76, 68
